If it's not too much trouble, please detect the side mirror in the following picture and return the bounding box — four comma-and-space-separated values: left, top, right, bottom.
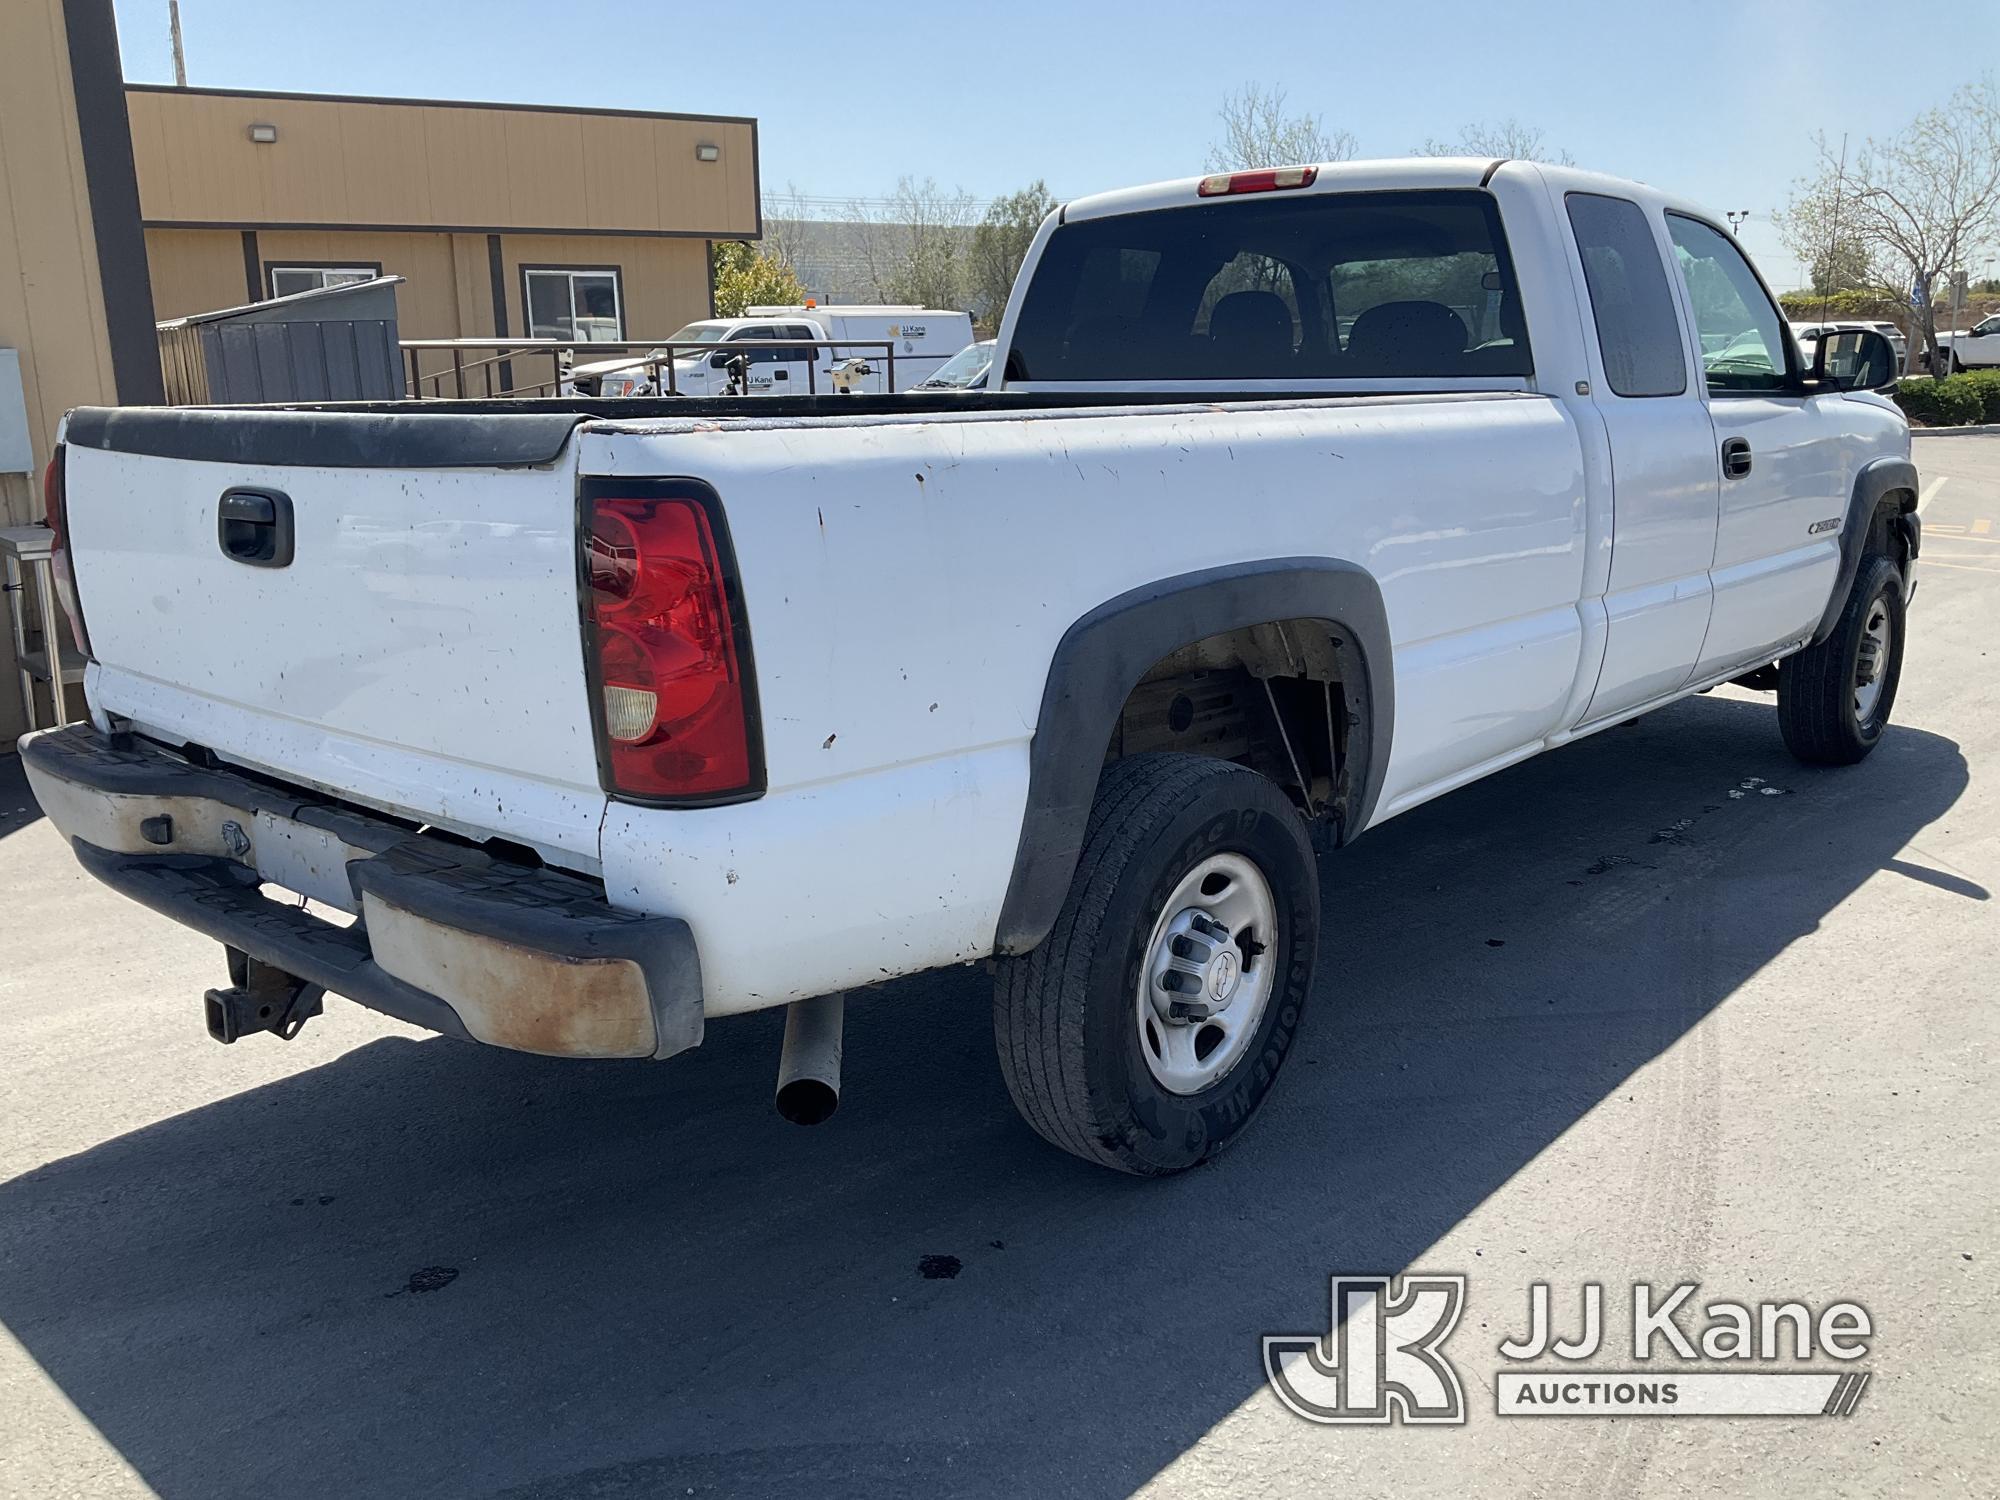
709, 352, 732, 369
1812, 328, 1898, 392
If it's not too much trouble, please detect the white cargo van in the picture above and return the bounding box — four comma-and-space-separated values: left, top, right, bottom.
572, 307, 973, 397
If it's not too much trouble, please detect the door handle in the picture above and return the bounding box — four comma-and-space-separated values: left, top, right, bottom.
218, 487, 295, 567
1721, 437, 1753, 480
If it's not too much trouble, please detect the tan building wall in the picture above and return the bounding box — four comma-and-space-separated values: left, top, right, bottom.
127, 88, 758, 239
144, 228, 251, 324
131, 89, 755, 398
148, 228, 717, 402
1, 0, 151, 743
0, 0, 118, 526
498, 235, 712, 342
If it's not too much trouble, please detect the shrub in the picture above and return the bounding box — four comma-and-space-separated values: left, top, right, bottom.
1893, 375, 1987, 426
1963, 369, 2000, 423
1779, 289, 1906, 322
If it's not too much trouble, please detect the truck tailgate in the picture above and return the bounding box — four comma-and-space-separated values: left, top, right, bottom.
58, 409, 605, 866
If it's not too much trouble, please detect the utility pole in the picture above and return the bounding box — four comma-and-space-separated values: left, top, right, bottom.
1725, 210, 1751, 235
168, 0, 187, 87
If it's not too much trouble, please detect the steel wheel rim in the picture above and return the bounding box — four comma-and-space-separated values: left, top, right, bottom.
1854, 597, 1893, 724
1135, 851, 1279, 1095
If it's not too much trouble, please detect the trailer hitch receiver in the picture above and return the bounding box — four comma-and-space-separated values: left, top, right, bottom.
204, 946, 324, 1044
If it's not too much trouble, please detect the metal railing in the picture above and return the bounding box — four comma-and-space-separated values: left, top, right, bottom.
399, 338, 898, 399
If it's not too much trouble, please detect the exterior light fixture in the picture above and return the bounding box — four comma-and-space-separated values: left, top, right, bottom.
248, 123, 278, 143
695, 142, 720, 162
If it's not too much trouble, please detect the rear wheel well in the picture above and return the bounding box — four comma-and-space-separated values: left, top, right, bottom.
1103, 618, 1367, 834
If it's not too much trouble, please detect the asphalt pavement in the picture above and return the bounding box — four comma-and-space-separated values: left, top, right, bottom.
1, 434, 1995, 1499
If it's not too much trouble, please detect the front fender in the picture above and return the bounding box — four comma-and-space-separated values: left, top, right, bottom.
1813, 455, 1918, 645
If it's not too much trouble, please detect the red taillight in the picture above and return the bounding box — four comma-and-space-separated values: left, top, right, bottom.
1196, 166, 1319, 197
584, 489, 756, 800
42, 446, 92, 660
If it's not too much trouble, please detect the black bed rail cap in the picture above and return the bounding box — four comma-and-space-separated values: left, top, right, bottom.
63, 405, 585, 470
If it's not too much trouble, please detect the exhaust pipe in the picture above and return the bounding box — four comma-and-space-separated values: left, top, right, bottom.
774, 992, 844, 1125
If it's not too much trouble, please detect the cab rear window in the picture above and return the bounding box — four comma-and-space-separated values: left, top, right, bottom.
1008, 189, 1533, 382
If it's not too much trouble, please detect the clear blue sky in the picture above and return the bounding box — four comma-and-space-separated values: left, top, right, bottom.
111, 0, 2000, 289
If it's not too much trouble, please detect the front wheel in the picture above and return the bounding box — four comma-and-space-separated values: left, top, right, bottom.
992, 753, 1319, 1175
1777, 554, 1906, 765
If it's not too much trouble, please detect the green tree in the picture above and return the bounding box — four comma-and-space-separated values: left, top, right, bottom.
968, 181, 1056, 326
711, 240, 806, 317
1807, 239, 1875, 297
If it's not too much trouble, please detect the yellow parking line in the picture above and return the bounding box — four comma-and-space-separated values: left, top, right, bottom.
1920, 557, 2000, 574
1975, 517, 1993, 535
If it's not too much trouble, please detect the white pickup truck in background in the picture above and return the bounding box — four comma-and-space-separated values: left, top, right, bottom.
24, 158, 1917, 1175
1931, 312, 2000, 371
569, 306, 975, 397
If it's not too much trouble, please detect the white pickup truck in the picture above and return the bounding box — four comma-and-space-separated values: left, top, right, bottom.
23, 159, 1917, 1175
1932, 312, 2000, 371
569, 307, 976, 397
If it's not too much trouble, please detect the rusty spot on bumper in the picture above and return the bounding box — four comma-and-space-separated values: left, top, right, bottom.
363, 894, 658, 1059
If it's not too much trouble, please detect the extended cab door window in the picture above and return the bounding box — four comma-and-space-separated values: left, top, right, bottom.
1564, 193, 1687, 397
1563, 193, 1720, 727
1663, 216, 1793, 394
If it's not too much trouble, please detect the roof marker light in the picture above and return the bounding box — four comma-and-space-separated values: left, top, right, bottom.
1197, 166, 1319, 197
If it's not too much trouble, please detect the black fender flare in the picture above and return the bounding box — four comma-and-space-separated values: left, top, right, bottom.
1813, 455, 1918, 645
993, 558, 1393, 955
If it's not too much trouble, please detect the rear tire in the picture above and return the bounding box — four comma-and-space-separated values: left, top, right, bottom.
1777, 554, 1906, 765
993, 753, 1319, 1176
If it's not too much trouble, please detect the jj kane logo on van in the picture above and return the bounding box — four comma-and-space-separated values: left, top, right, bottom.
1265, 1276, 1875, 1424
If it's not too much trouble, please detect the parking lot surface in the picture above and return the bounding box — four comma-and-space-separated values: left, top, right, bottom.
2, 435, 1995, 1499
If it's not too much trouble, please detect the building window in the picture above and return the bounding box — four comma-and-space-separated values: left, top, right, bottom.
267, 263, 381, 298
522, 266, 624, 341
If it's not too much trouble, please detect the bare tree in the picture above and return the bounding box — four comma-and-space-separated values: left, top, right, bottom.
1206, 84, 1356, 171
1781, 79, 2000, 372
757, 182, 820, 277
849, 176, 979, 310
1414, 118, 1574, 166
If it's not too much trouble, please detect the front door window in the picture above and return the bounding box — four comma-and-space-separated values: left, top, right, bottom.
1664, 216, 1791, 394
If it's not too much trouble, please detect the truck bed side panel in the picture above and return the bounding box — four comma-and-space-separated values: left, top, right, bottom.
583, 394, 1587, 1009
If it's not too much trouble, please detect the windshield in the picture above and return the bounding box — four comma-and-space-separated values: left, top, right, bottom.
661, 323, 731, 356
920, 341, 994, 388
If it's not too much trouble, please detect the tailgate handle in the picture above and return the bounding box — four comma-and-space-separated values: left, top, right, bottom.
218, 488, 294, 568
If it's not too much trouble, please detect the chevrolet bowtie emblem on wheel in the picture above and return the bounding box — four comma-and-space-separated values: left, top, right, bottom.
1263, 1275, 1468, 1425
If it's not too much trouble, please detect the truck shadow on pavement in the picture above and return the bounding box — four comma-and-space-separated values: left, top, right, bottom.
0, 754, 43, 840
0, 696, 1977, 1500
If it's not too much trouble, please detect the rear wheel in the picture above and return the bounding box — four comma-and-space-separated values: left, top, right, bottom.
993, 753, 1319, 1175
1777, 554, 1906, 765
